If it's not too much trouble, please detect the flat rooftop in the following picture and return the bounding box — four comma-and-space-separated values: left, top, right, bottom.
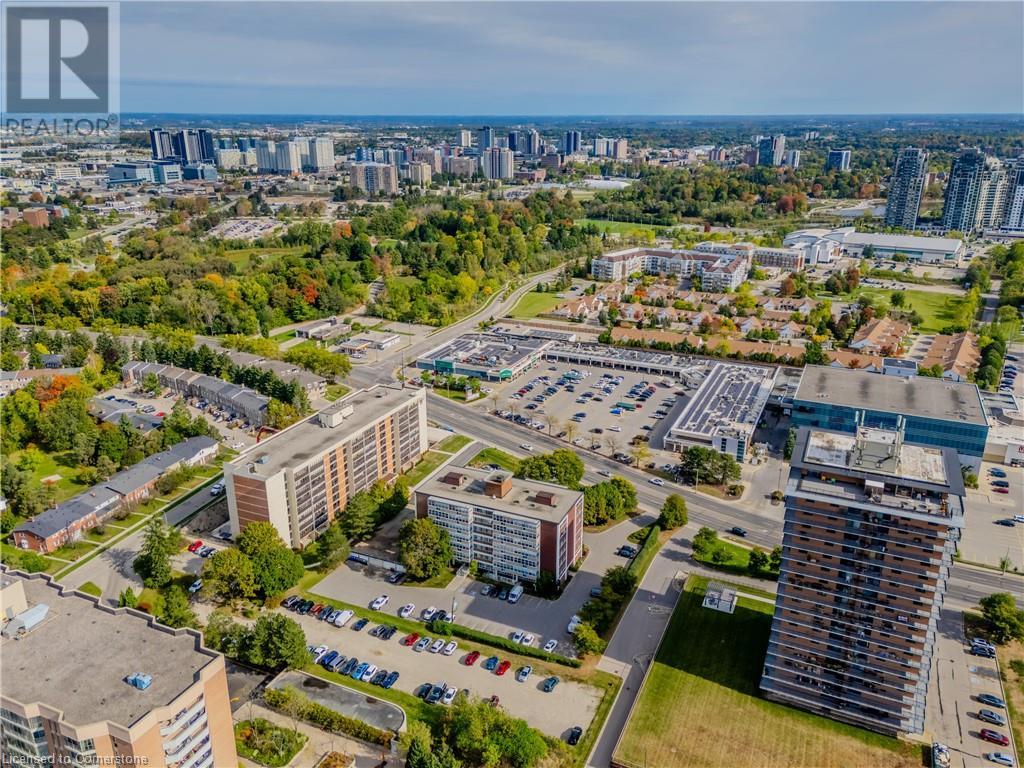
229, 385, 422, 477
668, 362, 776, 440
1, 572, 218, 729
416, 466, 581, 524
418, 333, 552, 372
803, 428, 948, 486
795, 366, 987, 426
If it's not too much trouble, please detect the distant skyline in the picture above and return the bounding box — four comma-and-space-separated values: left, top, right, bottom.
121, 2, 1023, 116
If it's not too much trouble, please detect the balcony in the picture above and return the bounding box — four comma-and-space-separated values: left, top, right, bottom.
161, 698, 206, 736
164, 721, 209, 762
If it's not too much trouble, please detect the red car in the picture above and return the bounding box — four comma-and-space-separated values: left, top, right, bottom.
188, 540, 203, 553
496, 660, 512, 676
993, 487, 1010, 494
402, 632, 420, 647
980, 729, 1010, 746
464, 650, 481, 666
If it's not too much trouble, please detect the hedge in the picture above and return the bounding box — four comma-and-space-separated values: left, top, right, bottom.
627, 523, 662, 578
263, 686, 392, 745
448, 623, 582, 668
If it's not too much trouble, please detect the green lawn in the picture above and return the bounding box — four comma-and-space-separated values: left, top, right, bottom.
222, 245, 306, 270
693, 538, 779, 582
616, 577, 921, 768
467, 447, 520, 473
270, 329, 296, 342
85, 525, 124, 545
402, 451, 449, 486
509, 291, 564, 319
576, 218, 667, 235
8, 449, 90, 505
435, 434, 472, 454
1, 542, 63, 574
404, 567, 456, 589
49, 540, 98, 562
819, 287, 958, 334
324, 384, 350, 402
77, 581, 102, 597
429, 387, 468, 402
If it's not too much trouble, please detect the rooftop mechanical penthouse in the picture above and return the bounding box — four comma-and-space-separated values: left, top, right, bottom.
759, 424, 965, 736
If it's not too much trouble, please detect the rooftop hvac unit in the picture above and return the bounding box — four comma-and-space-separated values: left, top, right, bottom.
125, 672, 152, 690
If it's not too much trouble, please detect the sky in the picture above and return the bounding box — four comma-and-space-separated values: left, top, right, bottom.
120, 1, 1024, 116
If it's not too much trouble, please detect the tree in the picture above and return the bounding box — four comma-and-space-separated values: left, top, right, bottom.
573, 621, 606, 656
341, 491, 378, 541
979, 593, 1024, 644
133, 517, 177, 588
244, 614, 308, 670
118, 587, 138, 608
602, 565, 638, 598
748, 548, 770, 574
314, 521, 350, 571
769, 546, 782, 572
658, 494, 688, 529
160, 585, 198, 629
236, 520, 286, 558
202, 548, 257, 600
691, 527, 719, 558
141, 372, 162, 395
251, 546, 305, 598
515, 449, 584, 489
399, 518, 452, 580
802, 340, 828, 366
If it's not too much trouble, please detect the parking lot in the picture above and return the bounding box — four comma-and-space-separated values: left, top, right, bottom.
958, 462, 1024, 571
278, 599, 601, 740
487, 362, 686, 465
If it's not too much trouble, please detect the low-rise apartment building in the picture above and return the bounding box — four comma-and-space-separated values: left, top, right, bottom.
12, 437, 218, 553
760, 425, 965, 736
589, 245, 751, 290
122, 362, 270, 426
224, 386, 427, 547
414, 467, 584, 586
1, 571, 237, 767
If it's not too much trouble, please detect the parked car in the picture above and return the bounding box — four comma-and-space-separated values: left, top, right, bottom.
442, 641, 458, 656
993, 488, 1010, 495
978, 694, 1006, 709
986, 753, 1014, 767
383, 671, 399, 689
402, 632, 420, 647
188, 540, 203, 553
992, 480, 1010, 488
352, 618, 369, 631
521, 633, 535, 646
980, 730, 1010, 746
422, 606, 438, 622
979, 710, 1007, 726
442, 686, 457, 706
516, 665, 532, 682
199, 546, 215, 558
387, 571, 405, 584
414, 637, 432, 652
426, 684, 445, 705
351, 662, 368, 680
340, 658, 359, 676
989, 468, 1008, 478
399, 603, 415, 618
333, 610, 354, 627
972, 645, 997, 658
496, 660, 511, 676
464, 650, 481, 666
188, 579, 202, 594
543, 639, 558, 653
360, 664, 378, 682
567, 726, 583, 746
320, 650, 339, 669
429, 638, 445, 654
543, 676, 559, 692
480, 584, 492, 597
371, 669, 388, 685
497, 587, 509, 601
483, 656, 499, 671
370, 595, 389, 610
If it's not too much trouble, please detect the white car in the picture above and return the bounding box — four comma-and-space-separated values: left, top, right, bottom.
543, 639, 557, 653
399, 603, 415, 618
987, 753, 1014, 768
512, 630, 524, 644
370, 595, 389, 610
608, 425, 621, 432
360, 664, 378, 682
598, 469, 611, 477
648, 477, 665, 486
442, 640, 458, 656
429, 638, 445, 653
188, 579, 203, 594
519, 443, 534, 452
521, 633, 535, 646
567, 615, 582, 634
442, 686, 457, 705
422, 606, 437, 622
311, 645, 329, 663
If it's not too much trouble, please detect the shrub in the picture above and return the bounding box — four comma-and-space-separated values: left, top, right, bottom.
447, 623, 581, 668
234, 718, 308, 768
264, 687, 392, 745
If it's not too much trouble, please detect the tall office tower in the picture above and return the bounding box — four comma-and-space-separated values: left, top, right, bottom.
760, 425, 965, 736
507, 130, 522, 153
274, 141, 302, 175
459, 129, 473, 148
350, 161, 399, 195
171, 130, 201, 164
149, 128, 174, 160
225, 387, 426, 546
757, 135, 786, 166
612, 138, 629, 160
255, 140, 277, 172
826, 149, 852, 172
884, 147, 928, 229
563, 130, 582, 154
196, 129, 216, 163
237, 137, 254, 151
216, 138, 233, 150
525, 129, 542, 156
1, 571, 238, 766
1002, 157, 1024, 232
308, 137, 336, 172
481, 147, 514, 180
593, 138, 611, 157
476, 126, 494, 151
942, 149, 1008, 232
784, 150, 801, 169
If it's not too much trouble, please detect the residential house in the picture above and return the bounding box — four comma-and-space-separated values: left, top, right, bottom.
849, 318, 912, 356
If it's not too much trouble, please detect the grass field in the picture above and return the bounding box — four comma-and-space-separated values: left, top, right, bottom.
576, 218, 667, 235
467, 447, 520, 473
222, 245, 307, 270
403, 450, 449, 486
818, 287, 958, 334
509, 291, 564, 319
8, 449, 90, 505
615, 577, 921, 768
435, 434, 472, 453
693, 538, 779, 582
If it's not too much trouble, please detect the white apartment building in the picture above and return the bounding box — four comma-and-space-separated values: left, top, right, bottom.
350, 161, 399, 195
590, 244, 752, 290
407, 161, 433, 186
308, 137, 336, 172
255, 140, 276, 172
481, 147, 514, 180
274, 141, 302, 175
414, 468, 583, 586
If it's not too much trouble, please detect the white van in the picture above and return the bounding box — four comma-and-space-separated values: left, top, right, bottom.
508, 585, 524, 604
333, 609, 354, 627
